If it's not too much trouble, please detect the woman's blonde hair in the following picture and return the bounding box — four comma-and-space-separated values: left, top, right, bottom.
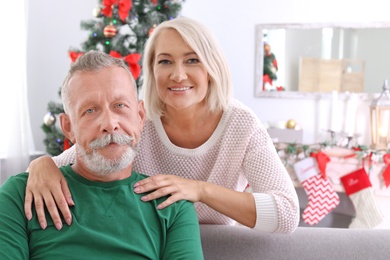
142, 17, 233, 119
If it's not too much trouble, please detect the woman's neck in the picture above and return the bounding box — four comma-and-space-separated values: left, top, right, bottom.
161, 104, 223, 148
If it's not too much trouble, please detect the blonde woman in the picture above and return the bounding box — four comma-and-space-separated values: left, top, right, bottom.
25, 17, 299, 233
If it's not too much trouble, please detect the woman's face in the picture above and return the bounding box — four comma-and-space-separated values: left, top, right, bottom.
153, 29, 210, 112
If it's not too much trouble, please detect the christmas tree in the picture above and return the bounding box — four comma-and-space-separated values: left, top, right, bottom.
42, 0, 184, 156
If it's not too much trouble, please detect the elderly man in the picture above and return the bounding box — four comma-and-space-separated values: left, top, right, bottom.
0, 51, 203, 259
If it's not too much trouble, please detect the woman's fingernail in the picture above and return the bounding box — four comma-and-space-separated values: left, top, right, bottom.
68, 197, 75, 206
141, 196, 148, 201
134, 187, 140, 192
26, 213, 32, 220
40, 222, 47, 229
66, 217, 72, 225
55, 222, 63, 230
134, 182, 139, 187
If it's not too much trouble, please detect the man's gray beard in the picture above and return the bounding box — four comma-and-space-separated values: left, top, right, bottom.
77, 133, 137, 177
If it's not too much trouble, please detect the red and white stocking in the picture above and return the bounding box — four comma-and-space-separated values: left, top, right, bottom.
340, 168, 384, 229
294, 157, 340, 225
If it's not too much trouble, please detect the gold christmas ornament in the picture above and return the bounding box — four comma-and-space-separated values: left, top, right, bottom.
43, 112, 56, 126
286, 119, 297, 129
103, 24, 117, 38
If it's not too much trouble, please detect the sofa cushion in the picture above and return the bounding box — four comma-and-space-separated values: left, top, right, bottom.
200, 224, 390, 260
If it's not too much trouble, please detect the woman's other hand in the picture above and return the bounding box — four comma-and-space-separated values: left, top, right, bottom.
24, 156, 74, 230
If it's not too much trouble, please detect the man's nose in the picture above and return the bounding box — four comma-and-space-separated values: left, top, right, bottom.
100, 110, 119, 133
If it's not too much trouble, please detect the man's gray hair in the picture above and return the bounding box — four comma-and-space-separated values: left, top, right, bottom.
61, 50, 137, 113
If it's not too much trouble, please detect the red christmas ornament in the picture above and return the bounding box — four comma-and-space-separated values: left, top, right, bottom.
103, 25, 117, 38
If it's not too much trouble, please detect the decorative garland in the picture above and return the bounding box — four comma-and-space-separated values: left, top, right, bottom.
275, 142, 390, 188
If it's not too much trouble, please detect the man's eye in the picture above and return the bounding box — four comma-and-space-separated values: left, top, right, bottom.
116, 103, 125, 108
86, 108, 94, 114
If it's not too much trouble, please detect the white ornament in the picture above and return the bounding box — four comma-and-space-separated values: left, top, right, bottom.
43, 113, 56, 126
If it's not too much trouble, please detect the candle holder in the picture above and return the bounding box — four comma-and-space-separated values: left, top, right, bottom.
346, 136, 353, 149
370, 80, 390, 150
326, 129, 337, 146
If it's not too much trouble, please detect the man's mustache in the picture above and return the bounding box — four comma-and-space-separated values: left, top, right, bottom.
89, 134, 134, 149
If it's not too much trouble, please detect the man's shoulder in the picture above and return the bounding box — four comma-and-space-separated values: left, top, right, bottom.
0, 172, 28, 201
0, 172, 28, 190
133, 171, 149, 181
58, 164, 72, 175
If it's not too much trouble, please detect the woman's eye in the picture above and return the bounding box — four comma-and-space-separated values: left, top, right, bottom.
158, 59, 171, 65
187, 58, 200, 64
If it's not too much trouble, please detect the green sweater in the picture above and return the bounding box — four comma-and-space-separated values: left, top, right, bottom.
0, 165, 203, 260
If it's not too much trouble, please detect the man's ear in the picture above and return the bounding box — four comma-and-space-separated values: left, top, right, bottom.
137, 100, 146, 128
59, 113, 75, 144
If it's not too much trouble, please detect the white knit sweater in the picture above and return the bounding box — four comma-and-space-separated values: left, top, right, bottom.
53, 99, 299, 233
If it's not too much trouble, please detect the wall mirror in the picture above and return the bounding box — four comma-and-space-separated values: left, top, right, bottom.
254, 22, 390, 98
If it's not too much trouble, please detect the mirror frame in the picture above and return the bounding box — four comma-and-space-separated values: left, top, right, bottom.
254, 22, 390, 99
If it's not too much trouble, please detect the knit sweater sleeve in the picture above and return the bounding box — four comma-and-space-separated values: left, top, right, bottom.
52, 145, 76, 167
244, 122, 299, 233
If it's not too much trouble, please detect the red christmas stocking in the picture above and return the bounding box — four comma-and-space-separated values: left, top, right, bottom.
294, 157, 340, 225
340, 168, 384, 229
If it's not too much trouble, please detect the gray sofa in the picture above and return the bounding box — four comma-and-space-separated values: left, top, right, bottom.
200, 224, 390, 260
